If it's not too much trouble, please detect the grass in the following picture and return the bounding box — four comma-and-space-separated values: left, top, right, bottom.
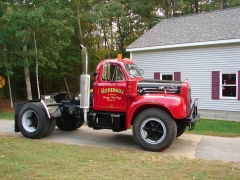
0, 135, 239, 180
0, 112, 14, 120
186, 119, 240, 137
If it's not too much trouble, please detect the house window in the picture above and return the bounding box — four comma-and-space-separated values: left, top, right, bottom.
212, 71, 239, 100
162, 74, 173, 80
221, 73, 237, 98
154, 72, 181, 81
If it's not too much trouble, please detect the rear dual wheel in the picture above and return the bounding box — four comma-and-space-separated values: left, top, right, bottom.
56, 108, 84, 131
133, 108, 177, 152
17, 102, 56, 139
56, 118, 83, 131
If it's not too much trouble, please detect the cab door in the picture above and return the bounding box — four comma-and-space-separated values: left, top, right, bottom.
93, 62, 127, 112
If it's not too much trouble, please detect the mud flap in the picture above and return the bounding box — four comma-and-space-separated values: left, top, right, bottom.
14, 101, 27, 132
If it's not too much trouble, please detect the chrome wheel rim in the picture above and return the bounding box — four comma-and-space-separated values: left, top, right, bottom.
22, 110, 39, 132
140, 118, 166, 144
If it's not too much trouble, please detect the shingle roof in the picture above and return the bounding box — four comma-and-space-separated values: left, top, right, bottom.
127, 7, 240, 50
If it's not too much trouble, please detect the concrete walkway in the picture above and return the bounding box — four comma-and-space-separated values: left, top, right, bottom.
0, 120, 240, 163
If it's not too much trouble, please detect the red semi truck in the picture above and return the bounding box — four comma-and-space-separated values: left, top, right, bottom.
14, 45, 200, 152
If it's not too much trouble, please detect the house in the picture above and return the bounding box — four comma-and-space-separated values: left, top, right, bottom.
126, 7, 240, 121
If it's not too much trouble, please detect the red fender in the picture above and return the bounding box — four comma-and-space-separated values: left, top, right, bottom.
125, 94, 187, 129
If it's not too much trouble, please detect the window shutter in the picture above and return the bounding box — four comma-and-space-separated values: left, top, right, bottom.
174, 72, 181, 81
154, 72, 160, 80
212, 71, 220, 99
238, 71, 240, 100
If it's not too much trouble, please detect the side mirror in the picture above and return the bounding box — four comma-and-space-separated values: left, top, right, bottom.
140, 69, 144, 76
92, 72, 98, 77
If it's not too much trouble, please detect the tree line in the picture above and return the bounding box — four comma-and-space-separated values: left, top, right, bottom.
0, 0, 239, 103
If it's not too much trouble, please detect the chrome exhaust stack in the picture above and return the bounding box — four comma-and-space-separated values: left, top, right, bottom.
79, 44, 90, 125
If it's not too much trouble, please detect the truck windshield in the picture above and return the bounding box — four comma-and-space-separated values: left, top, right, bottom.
124, 63, 143, 78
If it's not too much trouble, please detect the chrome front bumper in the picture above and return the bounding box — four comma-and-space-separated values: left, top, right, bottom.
187, 98, 200, 130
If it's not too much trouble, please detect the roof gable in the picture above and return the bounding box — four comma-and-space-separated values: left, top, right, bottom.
127, 7, 240, 51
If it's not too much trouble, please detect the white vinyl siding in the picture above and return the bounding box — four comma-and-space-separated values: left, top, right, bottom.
131, 43, 240, 112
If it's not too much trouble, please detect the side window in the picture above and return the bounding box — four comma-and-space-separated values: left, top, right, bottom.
115, 67, 125, 80
102, 63, 125, 81
102, 63, 110, 80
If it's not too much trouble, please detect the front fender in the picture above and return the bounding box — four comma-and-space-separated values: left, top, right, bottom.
126, 94, 187, 129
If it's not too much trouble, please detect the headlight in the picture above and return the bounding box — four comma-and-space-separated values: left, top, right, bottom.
194, 98, 199, 106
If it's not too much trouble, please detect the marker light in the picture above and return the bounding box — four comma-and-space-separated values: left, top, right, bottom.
164, 90, 167, 96
118, 54, 122, 60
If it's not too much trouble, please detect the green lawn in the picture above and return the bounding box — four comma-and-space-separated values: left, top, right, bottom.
0, 112, 14, 120
186, 119, 240, 137
0, 135, 239, 180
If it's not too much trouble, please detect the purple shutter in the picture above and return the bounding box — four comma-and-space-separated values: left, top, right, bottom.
212, 71, 220, 99
174, 72, 181, 81
154, 72, 160, 80
238, 71, 240, 100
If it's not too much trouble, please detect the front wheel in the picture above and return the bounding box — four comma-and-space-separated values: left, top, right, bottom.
176, 122, 186, 138
133, 108, 177, 152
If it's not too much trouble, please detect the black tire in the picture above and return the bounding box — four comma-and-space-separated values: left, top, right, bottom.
44, 118, 56, 137
133, 108, 177, 152
17, 102, 50, 139
176, 122, 187, 138
76, 121, 84, 129
56, 107, 84, 131
56, 117, 82, 131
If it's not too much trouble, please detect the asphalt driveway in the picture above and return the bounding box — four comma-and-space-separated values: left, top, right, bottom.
0, 120, 240, 163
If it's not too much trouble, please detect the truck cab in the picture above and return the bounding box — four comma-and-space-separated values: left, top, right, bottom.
93, 57, 143, 112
